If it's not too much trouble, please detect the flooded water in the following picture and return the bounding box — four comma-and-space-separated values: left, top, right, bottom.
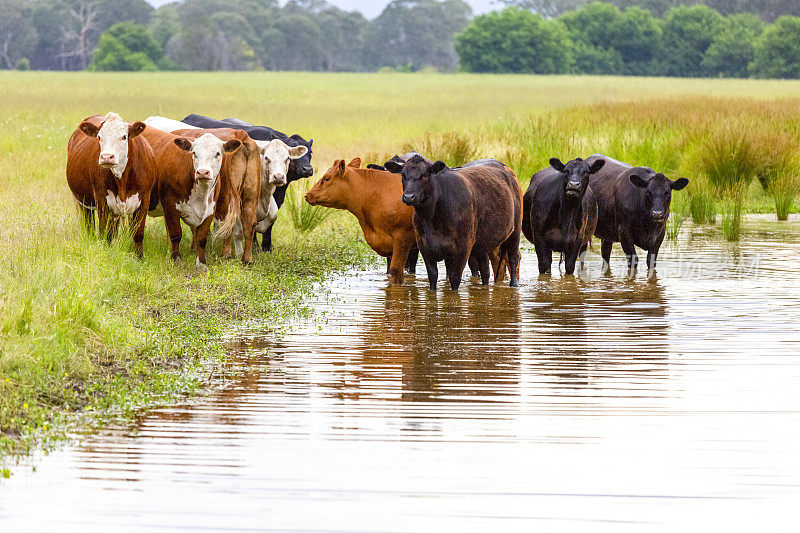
2, 219, 800, 532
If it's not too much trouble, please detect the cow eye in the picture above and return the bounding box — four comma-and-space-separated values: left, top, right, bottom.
216, 152, 221, 158
122, 135, 127, 140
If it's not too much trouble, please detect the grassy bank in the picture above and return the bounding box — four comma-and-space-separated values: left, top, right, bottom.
1, 71, 799, 460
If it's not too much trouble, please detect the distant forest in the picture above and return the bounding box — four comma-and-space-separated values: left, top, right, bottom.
2, 0, 800, 77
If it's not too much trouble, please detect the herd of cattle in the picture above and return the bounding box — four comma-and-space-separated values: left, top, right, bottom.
66, 112, 689, 290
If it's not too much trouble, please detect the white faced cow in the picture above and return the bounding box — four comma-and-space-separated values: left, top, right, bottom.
142, 126, 242, 269
66, 112, 157, 257
231, 139, 308, 255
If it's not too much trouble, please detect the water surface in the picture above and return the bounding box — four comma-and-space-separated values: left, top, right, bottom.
2, 220, 799, 532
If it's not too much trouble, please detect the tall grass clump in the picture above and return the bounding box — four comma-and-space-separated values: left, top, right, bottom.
666, 192, 688, 240
285, 177, 334, 233
754, 132, 799, 221
697, 124, 764, 241
402, 131, 479, 167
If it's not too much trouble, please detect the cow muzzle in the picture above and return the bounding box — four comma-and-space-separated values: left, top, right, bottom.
565, 183, 582, 197
195, 169, 212, 181
652, 210, 667, 222
301, 166, 314, 178
99, 153, 116, 168
402, 193, 418, 206
271, 174, 287, 186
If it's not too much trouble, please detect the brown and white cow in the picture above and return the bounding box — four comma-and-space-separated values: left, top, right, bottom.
142, 126, 242, 269
172, 128, 261, 264
66, 112, 157, 257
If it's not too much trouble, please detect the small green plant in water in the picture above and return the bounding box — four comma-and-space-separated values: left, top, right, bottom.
285, 178, 334, 234
667, 193, 688, 240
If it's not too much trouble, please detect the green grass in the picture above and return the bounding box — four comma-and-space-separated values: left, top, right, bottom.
1, 71, 799, 460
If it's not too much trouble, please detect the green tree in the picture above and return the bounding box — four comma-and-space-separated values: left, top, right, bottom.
659, 4, 724, 76
749, 15, 800, 78
455, 8, 574, 74
702, 13, 764, 77
88, 23, 161, 71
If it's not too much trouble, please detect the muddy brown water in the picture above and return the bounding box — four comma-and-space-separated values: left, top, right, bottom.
2, 219, 800, 532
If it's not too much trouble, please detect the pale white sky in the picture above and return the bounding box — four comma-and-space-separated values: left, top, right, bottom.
146, 1, 500, 19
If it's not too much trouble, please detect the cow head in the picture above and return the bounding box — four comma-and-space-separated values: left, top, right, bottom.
173, 133, 241, 183
79, 112, 146, 179
385, 154, 445, 208
288, 134, 314, 179
257, 139, 308, 187
629, 171, 689, 222
305, 158, 361, 208
549, 157, 605, 199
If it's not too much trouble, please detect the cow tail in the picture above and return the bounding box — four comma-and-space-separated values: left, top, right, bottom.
214, 192, 240, 240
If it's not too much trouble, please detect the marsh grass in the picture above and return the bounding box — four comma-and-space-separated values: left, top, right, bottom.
666, 193, 688, 240
284, 178, 335, 234
402, 131, 479, 167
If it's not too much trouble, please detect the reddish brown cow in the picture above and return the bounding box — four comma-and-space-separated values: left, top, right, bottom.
66, 112, 156, 257
305, 158, 417, 285
142, 126, 242, 269
173, 128, 261, 264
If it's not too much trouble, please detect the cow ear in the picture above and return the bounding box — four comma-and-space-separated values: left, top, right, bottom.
671, 177, 689, 191
431, 161, 447, 174
549, 158, 565, 172
348, 157, 362, 168
629, 173, 648, 188
307, 139, 313, 147
80, 121, 100, 137
337, 159, 346, 174
289, 145, 308, 159
129, 122, 146, 139
174, 138, 193, 152
234, 130, 249, 141
223, 139, 241, 153
384, 161, 403, 173
366, 164, 385, 171
588, 159, 605, 174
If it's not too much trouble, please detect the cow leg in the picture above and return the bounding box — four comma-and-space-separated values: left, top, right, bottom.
195, 216, 214, 271
601, 240, 613, 274
131, 194, 149, 259
445, 252, 469, 291
80, 205, 95, 236
488, 247, 506, 284
240, 195, 258, 265
164, 205, 183, 264
578, 244, 588, 272
476, 253, 491, 286
534, 239, 552, 275
262, 224, 274, 252
106, 216, 119, 244
502, 233, 521, 287
422, 252, 439, 291
467, 255, 480, 277
386, 255, 392, 275
564, 246, 579, 276
388, 239, 411, 285
406, 248, 419, 275
620, 237, 638, 278
252, 231, 260, 253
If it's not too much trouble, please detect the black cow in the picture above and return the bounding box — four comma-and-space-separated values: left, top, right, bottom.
386, 155, 521, 291
181, 114, 314, 251
522, 157, 605, 275
586, 154, 688, 275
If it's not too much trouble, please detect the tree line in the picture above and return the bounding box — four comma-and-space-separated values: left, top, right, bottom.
458, 2, 800, 77
1, 0, 800, 77
0, 0, 471, 72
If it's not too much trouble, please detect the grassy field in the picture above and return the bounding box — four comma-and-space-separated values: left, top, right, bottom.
1, 71, 799, 460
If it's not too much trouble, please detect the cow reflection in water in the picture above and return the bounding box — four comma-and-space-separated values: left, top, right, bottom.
522, 277, 670, 396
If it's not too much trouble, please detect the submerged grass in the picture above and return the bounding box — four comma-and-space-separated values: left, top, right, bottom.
1, 71, 799, 461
